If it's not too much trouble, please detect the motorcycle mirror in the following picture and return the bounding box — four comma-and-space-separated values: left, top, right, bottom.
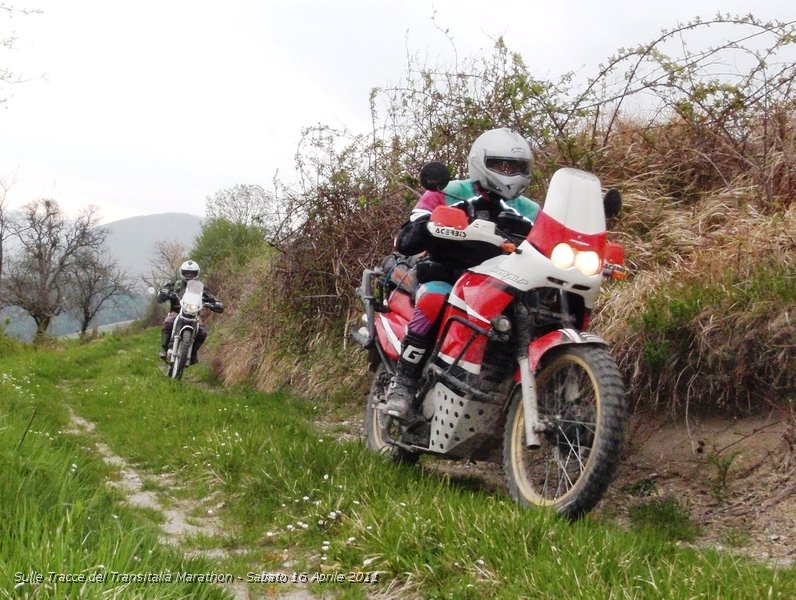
420, 161, 451, 191
147, 286, 156, 295
603, 188, 622, 219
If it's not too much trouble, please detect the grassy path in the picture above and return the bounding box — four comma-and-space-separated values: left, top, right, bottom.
1, 330, 794, 599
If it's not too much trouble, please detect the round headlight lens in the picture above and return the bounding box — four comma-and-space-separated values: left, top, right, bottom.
550, 243, 575, 269
184, 303, 201, 315
574, 251, 601, 276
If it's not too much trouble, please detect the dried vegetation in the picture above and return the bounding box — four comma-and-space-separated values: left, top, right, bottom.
207, 15, 795, 417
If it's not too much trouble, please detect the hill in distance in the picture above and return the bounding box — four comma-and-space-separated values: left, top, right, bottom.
1, 212, 203, 340
103, 212, 203, 282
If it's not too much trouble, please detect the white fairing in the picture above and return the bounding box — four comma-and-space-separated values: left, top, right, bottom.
469, 168, 607, 309
470, 243, 603, 308
181, 279, 204, 314
544, 168, 605, 235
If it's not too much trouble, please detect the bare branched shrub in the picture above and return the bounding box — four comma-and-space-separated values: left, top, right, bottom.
208, 15, 795, 409
589, 16, 796, 208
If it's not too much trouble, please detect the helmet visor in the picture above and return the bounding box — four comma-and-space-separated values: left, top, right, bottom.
485, 157, 530, 176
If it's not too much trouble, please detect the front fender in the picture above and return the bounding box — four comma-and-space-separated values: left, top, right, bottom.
517, 329, 608, 378
177, 323, 196, 341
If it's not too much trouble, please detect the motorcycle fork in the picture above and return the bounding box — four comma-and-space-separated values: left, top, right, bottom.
168, 332, 178, 361
514, 303, 543, 449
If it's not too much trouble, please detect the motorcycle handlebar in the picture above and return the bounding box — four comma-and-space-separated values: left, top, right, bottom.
204, 301, 224, 313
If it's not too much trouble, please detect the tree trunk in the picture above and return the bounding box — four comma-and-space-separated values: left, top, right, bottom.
80, 309, 91, 334
33, 315, 51, 342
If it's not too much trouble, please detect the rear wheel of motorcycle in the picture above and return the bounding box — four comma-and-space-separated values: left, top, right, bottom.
171, 331, 192, 380
503, 345, 626, 519
364, 363, 420, 465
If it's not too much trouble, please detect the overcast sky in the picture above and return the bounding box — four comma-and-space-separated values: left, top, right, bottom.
0, 1, 792, 224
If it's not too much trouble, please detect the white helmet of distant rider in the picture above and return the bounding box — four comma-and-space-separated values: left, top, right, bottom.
180, 260, 200, 281
467, 128, 533, 200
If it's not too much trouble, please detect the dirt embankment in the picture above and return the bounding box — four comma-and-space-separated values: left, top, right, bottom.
323, 409, 796, 568
607, 411, 795, 567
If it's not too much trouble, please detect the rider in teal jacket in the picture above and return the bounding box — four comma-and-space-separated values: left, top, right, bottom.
383, 128, 539, 422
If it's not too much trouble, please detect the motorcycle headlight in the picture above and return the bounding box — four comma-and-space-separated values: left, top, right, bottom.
184, 303, 201, 315
574, 251, 601, 276
550, 243, 575, 270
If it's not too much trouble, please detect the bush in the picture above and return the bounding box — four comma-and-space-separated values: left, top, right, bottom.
204, 16, 796, 412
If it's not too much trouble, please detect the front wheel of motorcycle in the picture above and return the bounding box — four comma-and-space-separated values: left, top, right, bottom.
364, 363, 420, 465
503, 345, 626, 519
171, 331, 193, 381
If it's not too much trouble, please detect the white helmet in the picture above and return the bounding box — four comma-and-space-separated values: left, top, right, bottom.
467, 128, 532, 200
180, 260, 200, 281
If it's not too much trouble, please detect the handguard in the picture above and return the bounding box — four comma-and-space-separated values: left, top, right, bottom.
430, 205, 468, 230
603, 242, 627, 280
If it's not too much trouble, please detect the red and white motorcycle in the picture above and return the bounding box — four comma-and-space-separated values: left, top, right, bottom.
351, 165, 627, 518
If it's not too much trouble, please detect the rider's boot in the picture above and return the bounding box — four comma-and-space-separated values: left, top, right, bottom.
383, 332, 433, 422
159, 331, 170, 362
189, 349, 199, 365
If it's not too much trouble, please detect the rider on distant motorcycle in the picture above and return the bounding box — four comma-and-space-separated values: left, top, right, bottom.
383, 128, 539, 422
157, 260, 224, 365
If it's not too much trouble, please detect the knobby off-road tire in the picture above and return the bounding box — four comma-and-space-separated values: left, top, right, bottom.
503, 345, 626, 519
171, 330, 193, 381
364, 363, 420, 465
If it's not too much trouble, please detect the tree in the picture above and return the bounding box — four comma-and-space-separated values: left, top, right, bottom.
142, 239, 187, 291
205, 183, 294, 248
0, 175, 16, 286
192, 217, 268, 274
205, 184, 266, 226
1, 4, 41, 105
1, 199, 105, 339
66, 249, 130, 335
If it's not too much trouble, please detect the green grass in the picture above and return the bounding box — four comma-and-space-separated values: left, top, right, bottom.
1, 330, 794, 598
0, 339, 229, 599
628, 263, 794, 411
628, 496, 702, 542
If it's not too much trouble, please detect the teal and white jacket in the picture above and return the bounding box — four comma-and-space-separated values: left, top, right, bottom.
396, 179, 540, 272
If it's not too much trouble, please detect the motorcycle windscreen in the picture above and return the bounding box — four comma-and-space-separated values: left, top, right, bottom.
542, 168, 605, 235
182, 279, 204, 308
